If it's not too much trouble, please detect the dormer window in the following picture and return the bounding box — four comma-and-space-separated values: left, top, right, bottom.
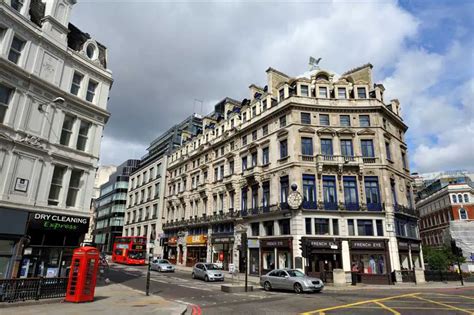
318, 86, 328, 98
337, 87, 347, 99
252, 106, 257, 117
242, 112, 247, 122
279, 88, 285, 101
262, 99, 267, 111
357, 87, 367, 99
301, 85, 309, 96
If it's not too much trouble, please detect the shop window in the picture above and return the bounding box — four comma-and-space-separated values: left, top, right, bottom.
262, 250, 275, 270
357, 219, 374, 236
314, 218, 330, 235
279, 219, 290, 235
263, 221, 274, 236
305, 218, 312, 234
351, 254, 386, 274
48, 165, 66, 205
251, 222, 259, 236
0, 83, 14, 123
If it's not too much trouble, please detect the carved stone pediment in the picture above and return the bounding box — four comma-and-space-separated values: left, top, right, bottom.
357, 129, 376, 136
384, 132, 392, 140
354, 80, 368, 85
248, 142, 258, 152
337, 128, 355, 137
298, 127, 316, 134
259, 139, 270, 146
335, 78, 350, 85
317, 127, 337, 136
277, 130, 288, 138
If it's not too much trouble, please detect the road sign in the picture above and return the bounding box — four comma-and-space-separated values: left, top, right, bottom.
229, 263, 236, 273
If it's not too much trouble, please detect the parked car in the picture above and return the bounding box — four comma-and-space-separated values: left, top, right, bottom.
192, 263, 224, 282
151, 259, 175, 272
260, 269, 324, 293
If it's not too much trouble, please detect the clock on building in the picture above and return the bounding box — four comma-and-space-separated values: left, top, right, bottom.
287, 191, 303, 210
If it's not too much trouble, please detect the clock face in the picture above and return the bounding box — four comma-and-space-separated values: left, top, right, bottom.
288, 192, 303, 210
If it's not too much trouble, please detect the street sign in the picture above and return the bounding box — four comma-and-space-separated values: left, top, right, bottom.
229, 263, 236, 273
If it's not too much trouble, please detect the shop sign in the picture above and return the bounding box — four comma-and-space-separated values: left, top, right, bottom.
212, 236, 235, 244
350, 240, 385, 250
168, 237, 178, 245
186, 234, 207, 245
248, 239, 260, 248
260, 239, 291, 248
307, 239, 340, 249
398, 241, 409, 250
28, 212, 89, 233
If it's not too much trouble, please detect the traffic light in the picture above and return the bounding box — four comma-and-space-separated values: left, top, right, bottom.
451, 239, 463, 257
299, 238, 308, 258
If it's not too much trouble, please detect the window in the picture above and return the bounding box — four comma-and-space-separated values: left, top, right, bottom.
321, 139, 333, 156
242, 156, 247, 171
385, 142, 392, 160
343, 177, 358, 209
60, 115, 75, 146
365, 177, 381, 210
229, 160, 234, 175
459, 208, 468, 220
76, 120, 90, 151
0, 84, 14, 123
242, 112, 247, 122
262, 124, 268, 136
11, 0, 24, 11
279, 89, 285, 101
302, 174, 316, 208
241, 134, 249, 146
464, 194, 469, 203
300, 85, 309, 96
262, 99, 267, 111
219, 165, 224, 180
359, 115, 370, 127
406, 186, 413, 209
66, 169, 83, 207
318, 86, 328, 98
86, 80, 98, 102
337, 87, 346, 99
70, 72, 83, 96
301, 137, 313, 156
252, 106, 257, 117
357, 87, 367, 99
48, 165, 66, 205
452, 195, 457, 203
279, 115, 286, 127
348, 219, 355, 236
262, 147, 269, 165
251, 185, 258, 209
376, 220, 384, 236
361, 140, 374, 157
301, 112, 311, 124
314, 219, 330, 235
262, 181, 270, 207
279, 219, 291, 235
252, 130, 257, 141
280, 176, 289, 204
340, 115, 350, 127
357, 220, 374, 236
305, 218, 312, 234
401, 151, 407, 169
458, 194, 463, 203
264, 221, 274, 236
251, 222, 259, 236
8, 36, 25, 64
230, 141, 235, 151
383, 118, 387, 129
319, 114, 329, 126
340, 139, 353, 157
323, 176, 337, 209
280, 139, 288, 159
332, 219, 339, 235
251, 152, 257, 167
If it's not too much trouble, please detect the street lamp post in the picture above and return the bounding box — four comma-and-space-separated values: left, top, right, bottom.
146, 253, 152, 296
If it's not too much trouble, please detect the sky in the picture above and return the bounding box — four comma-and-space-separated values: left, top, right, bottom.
70, 0, 474, 173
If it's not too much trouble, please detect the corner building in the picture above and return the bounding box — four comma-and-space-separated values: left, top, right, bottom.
163, 64, 421, 284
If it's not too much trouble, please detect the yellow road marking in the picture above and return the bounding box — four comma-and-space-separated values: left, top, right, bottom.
410, 295, 473, 314
347, 306, 474, 310
429, 293, 474, 301
299, 293, 420, 315
373, 301, 401, 315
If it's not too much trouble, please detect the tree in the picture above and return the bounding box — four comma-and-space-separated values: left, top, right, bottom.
424, 246, 466, 270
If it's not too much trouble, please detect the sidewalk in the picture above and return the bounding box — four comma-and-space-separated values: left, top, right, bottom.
172, 264, 474, 291
0, 283, 187, 315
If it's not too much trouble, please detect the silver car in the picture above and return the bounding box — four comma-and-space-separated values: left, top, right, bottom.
151, 259, 175, 272
192, 263, 224, 282
260, 269, 324, 293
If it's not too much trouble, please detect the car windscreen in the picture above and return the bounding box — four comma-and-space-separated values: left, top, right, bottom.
286, 270, 305, 277
159, 260, 170, 264
204, 264, 219, 270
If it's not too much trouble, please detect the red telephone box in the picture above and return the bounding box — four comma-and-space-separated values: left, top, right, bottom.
65, 246, 100, 303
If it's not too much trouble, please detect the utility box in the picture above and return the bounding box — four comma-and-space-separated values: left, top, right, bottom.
65, 246, 100, 303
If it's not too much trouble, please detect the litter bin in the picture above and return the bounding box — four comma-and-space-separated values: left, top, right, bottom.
351, 272, 357, 286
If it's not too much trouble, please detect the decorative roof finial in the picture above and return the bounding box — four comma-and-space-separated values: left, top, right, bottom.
309, 56, 322, 71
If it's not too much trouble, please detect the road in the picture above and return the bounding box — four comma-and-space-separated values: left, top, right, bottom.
105, 264, 474, 315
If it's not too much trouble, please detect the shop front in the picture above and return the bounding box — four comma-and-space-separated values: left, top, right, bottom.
398, 239, 422, 282
349, 239, 391, 285
248, 239, 260, 276
211, 234, 234, 270
303, 238, 342, 283
20, 212, 89, 278
167, 237, 177, 264
260, 238, 292, 275
185, 235, 207, 267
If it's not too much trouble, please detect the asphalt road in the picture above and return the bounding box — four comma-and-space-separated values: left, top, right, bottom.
105, 264, 474, 315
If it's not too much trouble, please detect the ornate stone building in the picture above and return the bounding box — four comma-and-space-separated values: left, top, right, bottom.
162, 64, 421, 284
0, 0, 112, 278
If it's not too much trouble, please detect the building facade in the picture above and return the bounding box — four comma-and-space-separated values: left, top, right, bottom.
416, 171, 474, 271
93, 160, 139, 252
123, 114, 203, 257
162, 64, 421, 284
0, 0, 112, 278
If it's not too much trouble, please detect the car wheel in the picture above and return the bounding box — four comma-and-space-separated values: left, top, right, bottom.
204, 275, 209, 282
263, 281, 272, 291
192, 272, 195, 279
294, 283, 303, 294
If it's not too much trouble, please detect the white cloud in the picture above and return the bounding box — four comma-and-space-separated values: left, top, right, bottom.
98, 136, 147, 166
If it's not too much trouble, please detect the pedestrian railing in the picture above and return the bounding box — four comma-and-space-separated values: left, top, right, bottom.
424, 270, 464, 282
0, 277, 68, 303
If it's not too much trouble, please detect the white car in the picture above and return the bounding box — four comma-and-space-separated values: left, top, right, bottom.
151, 259, 175, 272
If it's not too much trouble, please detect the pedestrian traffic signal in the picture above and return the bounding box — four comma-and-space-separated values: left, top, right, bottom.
299, 238, 308, 258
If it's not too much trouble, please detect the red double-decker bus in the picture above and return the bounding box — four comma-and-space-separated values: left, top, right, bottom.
112, 236, 146, 265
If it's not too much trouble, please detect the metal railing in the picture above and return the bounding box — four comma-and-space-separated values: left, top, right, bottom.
0, 277, 68, 303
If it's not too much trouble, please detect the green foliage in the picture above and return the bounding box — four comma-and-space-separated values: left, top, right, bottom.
424, 245, 466, 270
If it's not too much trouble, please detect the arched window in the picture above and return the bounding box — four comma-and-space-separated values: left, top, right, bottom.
458, 194, 463, 203
459, 208, 468, 220
452, 195, 457, 203
464, 194, 469, 203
